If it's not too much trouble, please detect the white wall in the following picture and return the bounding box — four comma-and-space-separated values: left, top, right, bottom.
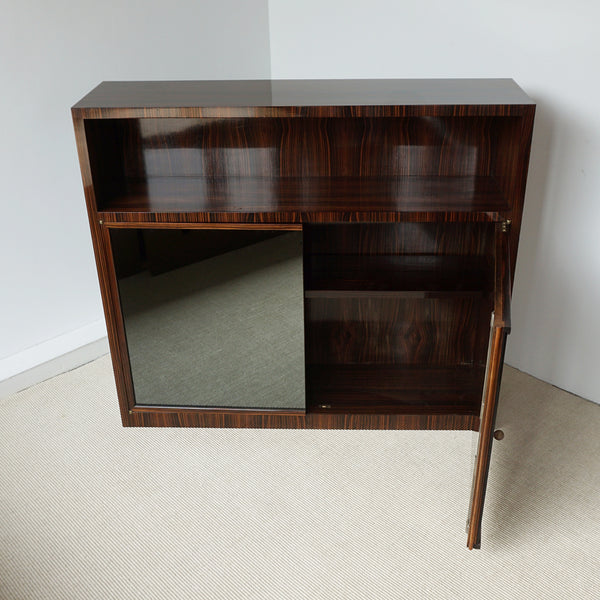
268, 0, 600, 404
0, 0, 271, 386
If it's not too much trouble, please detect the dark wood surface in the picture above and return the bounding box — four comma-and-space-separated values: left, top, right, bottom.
96, 175, 508, 214
72, 79, 534, 119
466, 326, 509, 549
494, 223, 512, 330
303, 222, 496, 255
305, 295, 486, 366
463, 226, 512, 548
307, 365, 484, 415
100, 209, 504, 226
302, 221, 495, 379
84, 115, 503, 179
305, 254, 491, 293
73, 117, 136, 425
128, 406, 480, 431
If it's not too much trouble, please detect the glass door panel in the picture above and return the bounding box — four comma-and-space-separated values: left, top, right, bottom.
109, 228, 305, 411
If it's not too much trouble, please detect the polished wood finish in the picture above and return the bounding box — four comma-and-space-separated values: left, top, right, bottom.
128, 406, 479, 431
467, 326, 509, 549
72, 80, 535, 549
494, 223, 512, 329
466, 225, 512, 549
100, 209, 503, 227
305, 255, 491, 293
305, 295, 486, 365
72, 79, 534, 118
307, 366, 485, 415
95, 176, 508, 218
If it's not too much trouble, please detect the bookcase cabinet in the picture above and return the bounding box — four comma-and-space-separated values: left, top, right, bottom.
73, 79, 535, 548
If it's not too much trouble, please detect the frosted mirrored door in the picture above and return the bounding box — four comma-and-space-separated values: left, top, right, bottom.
109, 228, 305, 411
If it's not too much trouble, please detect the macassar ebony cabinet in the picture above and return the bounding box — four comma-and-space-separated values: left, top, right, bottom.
72, 79, 535, 549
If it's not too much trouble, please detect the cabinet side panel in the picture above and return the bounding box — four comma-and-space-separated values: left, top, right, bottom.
491, 108, 536, 279
72, 115, 135, 425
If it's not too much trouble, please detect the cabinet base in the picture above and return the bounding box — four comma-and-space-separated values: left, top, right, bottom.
127, 408, 480, 431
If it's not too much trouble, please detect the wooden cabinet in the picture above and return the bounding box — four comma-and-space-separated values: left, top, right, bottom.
72, 79, 535, 548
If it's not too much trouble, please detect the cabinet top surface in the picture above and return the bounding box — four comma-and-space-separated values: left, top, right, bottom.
72, 79, 534, 116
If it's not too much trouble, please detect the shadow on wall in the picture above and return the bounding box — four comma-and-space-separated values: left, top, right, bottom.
506, 93, 597, 386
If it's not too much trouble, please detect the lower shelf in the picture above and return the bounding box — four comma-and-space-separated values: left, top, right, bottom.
127, 364, 484, 430
307, 365, 485, 415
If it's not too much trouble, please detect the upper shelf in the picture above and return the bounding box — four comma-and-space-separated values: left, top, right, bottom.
72, 79, 535, 119
75, 81, 535, 229
96, 175, 509, 223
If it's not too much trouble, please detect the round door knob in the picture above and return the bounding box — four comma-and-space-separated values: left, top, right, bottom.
494, 429, 505, 441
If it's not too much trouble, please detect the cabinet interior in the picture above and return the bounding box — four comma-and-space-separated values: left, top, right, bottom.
109, 222, 497, 418
85, 114, 511, 418
303, 222, 495, 416
84, 116, 522, 216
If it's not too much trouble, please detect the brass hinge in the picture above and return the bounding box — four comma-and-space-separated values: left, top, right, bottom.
501, 219, 511, 233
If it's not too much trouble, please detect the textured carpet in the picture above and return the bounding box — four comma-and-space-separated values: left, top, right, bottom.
1, 356, 599, 599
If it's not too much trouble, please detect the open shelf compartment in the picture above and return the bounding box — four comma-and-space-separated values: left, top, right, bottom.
303, 222, 497, 418
305, 254, 491, 297
307, 365, 486, 415
83, 115, 521, 221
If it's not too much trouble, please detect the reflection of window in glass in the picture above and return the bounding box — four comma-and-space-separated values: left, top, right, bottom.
139, 118, 197, 139
143, 148, 277, 177
392, 145, 479, 176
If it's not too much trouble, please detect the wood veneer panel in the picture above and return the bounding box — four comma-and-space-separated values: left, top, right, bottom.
494, 224, 512, 329
93, 175, 508, 215
100, 210, 503, 226
72, 115, 135, 426
86, 116, 501, 179
307, 365, 484, 414
305, 255, 491, 294
127, 408, 479, 431
467, 326, 508, 549
492, 107, 536, 280
305, 295, 486, 366
303, 222, 496, 256
72, 79, 534, 119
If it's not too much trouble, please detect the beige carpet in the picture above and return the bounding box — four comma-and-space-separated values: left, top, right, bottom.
1, 357, 599, 599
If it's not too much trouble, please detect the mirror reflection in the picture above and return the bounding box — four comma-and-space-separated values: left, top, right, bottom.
110, 228, 305, 410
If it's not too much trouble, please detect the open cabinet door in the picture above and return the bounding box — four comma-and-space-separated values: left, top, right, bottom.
466, 222, 512, 549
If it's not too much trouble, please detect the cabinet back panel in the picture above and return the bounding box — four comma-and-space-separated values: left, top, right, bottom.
305, 296, 488, 366
304, 222, 495, 257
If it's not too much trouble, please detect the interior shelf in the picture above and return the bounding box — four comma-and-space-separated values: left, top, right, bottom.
304, 254, 491, 298
94, 175, 509, 217
307, 365, 485, 415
